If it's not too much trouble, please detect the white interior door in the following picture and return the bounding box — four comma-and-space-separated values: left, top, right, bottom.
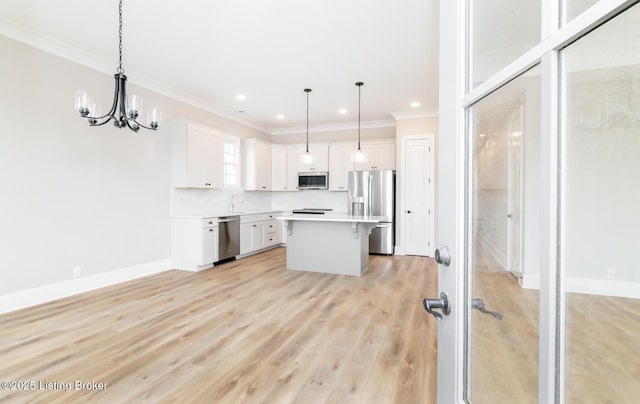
402, 136, 434, 256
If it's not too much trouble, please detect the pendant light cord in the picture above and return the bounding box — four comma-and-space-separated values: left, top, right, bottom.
118, 0, 124, 74
356, 82, 364, 151
304, 88, 311, 153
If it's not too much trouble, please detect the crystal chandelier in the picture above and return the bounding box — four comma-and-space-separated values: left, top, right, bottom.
75, 0, 159, 132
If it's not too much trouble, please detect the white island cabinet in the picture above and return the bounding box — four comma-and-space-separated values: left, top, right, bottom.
278, 213, 387, 276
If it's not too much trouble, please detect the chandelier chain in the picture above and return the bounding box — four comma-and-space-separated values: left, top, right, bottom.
118, 0, 124, 74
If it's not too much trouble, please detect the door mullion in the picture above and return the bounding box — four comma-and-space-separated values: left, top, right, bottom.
539, 50, 562, 404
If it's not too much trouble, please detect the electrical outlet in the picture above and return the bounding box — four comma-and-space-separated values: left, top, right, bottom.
73, 266, 82, 278
606, 268, 615, 280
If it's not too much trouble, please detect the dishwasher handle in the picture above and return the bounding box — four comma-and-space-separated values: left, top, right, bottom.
219, 217, 240, 223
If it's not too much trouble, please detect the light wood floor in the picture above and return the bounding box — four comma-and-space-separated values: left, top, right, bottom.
0, 248, 438, 403
2, 248, 638, 403
472, 254, 640, 404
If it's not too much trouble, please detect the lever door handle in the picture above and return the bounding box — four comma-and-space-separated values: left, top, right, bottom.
407, 210, 413, 214
471, 298, 502, 320
422, 292, 451, 321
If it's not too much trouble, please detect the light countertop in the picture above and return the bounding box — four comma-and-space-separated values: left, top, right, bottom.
172, 210, 284, 219
278, 213, 388, 223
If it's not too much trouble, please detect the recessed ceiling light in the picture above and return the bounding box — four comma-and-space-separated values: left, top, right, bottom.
410, 101, 421, 108
236, 94, 246, 101
276, 114, 284, 120
338, 108, 347, 114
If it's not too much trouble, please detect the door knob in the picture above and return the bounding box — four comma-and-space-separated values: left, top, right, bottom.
435, 246, 451, 266
423, 292, 451, 321
406, 210, 413, 213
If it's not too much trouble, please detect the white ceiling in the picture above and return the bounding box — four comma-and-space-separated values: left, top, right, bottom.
0, 0, 439, 134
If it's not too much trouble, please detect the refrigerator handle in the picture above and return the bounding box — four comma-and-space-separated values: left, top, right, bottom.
368, 174, 373, 216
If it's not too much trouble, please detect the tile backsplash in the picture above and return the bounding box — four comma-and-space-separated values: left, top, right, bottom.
171, 188, 348, 216
271, 190, 348, 213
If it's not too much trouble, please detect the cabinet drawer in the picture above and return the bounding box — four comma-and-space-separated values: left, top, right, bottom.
264, 220, 278, 234
264, 234, 277, 246
240, 212, 279, 224
201, 218, 218, 228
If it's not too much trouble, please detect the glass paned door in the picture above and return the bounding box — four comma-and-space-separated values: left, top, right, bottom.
562, 4, 640, 402
468, 66, 541, 403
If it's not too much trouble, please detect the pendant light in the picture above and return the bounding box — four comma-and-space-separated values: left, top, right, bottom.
75, 0, 160, 132
354, 82, 365, 162
302, 88, 313, 164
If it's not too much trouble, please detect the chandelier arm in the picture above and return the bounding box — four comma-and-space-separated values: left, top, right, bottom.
118, 75, 128, 124
130, 119, 156, 131
87, 116, 116, 127
124, 118, 140, 132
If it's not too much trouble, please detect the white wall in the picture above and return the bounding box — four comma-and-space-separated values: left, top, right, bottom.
0, 34, 269, 298
564, 70, 640, 283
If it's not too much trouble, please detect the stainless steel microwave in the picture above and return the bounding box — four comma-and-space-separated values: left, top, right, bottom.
298, 172, 329, 190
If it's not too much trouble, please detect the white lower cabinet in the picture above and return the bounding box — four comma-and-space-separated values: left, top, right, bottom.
241, 222, 265, 254
171, 217, 218, 271
240, 212, 281, 255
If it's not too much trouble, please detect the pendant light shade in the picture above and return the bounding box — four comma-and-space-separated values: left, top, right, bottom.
75, 0, 160, 132
354, 82, 365, 162
302, 88, 313, 164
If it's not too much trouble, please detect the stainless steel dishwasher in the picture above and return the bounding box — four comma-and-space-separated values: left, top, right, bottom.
217, 216, 240, 263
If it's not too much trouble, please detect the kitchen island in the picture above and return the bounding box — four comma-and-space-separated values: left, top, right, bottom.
277, 213, 388, 276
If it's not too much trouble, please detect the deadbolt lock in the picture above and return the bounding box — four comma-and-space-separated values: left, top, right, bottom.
434, 246, 451, 266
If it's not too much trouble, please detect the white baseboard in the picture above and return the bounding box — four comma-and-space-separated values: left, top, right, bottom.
521, 273, 639, 299
564, 278, 640, 299
0, 259, 171, 315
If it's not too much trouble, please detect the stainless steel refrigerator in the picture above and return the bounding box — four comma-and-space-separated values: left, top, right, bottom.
347, 170, 395, 255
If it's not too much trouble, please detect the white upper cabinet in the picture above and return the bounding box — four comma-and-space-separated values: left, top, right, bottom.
172, 121, 224, 188
354, 140, 396, 171
243, 138, 272, 191
297, 144, 329, 172
329, 143, 355, 191
271, 145, 299, 191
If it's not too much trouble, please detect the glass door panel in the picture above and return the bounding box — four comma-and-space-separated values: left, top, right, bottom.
470, 0, 540, 88
564, 0, 600, 23
468, 65, 541, 403
562, 4, 640, 402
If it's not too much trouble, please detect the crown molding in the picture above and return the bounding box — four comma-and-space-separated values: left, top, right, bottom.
270, 119, 396, 136
0, 18, 270, 134
390, 108, 439, 120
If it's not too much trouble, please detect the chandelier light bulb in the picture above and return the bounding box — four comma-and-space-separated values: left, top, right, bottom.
128, 94, 142, 119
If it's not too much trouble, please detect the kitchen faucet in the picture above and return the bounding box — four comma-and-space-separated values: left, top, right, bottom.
230, 193, 244, 213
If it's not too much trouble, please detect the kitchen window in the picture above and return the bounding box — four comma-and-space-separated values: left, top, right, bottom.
224, 136, 241, 189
